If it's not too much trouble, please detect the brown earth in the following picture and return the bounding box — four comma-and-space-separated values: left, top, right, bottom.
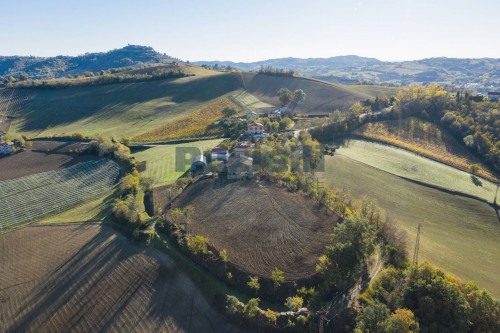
0, 141, 95, 181
0, 223, 239, 333
171, 179, 340, 280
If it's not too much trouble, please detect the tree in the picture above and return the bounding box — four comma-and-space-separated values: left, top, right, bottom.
187, 235, 209, 255
292, 89, 306, 103
317, 215, 375, 287
284, 296, 303, 311
278, 88, 292, 106
462, 282, 500, 332
243, 298, 260, 318
469, 164, 480, 175
18, 74, 28, 81
355, 301, 390, 333
271, 267, 285, 287
247, 276, 260, 291
222, 106, 238, 118
385, 309, 420, 333
279, 117, 294, 130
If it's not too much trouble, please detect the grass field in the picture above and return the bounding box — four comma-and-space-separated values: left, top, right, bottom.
335, 138, 499, 203
132, 98, 239, 142
340, 84, 403, 98
0, 224, 238, 332
353, 118, 498, 181
132, 139, 223, 186
171, 178, 340, 280
10, 72, 245, 139
241, 72, 366, 114
319, 155, 500, 298
230, 90, 275, 112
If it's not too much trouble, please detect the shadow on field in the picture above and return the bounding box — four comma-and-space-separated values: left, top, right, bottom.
6, 225, 225, 333
18, 73, 243, 133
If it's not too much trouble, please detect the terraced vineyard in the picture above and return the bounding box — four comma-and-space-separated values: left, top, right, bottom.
0, 89, 32, 117
0, 159, 119, 231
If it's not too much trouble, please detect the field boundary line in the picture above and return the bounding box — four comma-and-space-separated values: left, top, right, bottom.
335, 153, 498, 208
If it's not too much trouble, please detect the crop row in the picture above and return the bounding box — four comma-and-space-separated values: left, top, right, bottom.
132, 98, 240, 142
0, 159, 120, 230
0, 89, 32, 117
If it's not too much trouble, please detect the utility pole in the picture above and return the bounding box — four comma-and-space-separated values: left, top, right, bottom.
413, 224, 423, 265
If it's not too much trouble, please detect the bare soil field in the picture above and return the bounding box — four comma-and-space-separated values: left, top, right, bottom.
0, 141, 95, 181
0, 223, 238, 333
171, 179, 340, 280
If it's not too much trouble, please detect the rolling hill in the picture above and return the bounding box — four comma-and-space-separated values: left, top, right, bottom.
0, 45, 179, 80
6, 70, 367, 139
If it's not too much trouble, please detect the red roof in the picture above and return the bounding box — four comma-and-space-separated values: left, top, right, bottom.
211, 147, 229, 153
248, 123, 263, 128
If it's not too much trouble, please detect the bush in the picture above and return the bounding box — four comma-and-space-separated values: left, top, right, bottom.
284, 296, 303, 312
120, 171, 140, 196
247, 276, 260, 291
225, 295, 244, 315
271, 267, 285, 287
243, 298, 260, 318
187, 235, 209, 255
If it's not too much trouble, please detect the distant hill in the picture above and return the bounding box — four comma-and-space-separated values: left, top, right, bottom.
0, 45, 179, 80
194, 56, 500, 91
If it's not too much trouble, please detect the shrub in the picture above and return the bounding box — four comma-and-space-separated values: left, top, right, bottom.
120, 171, 140, 196
243, 298, 260, 318
264, 309, 278, 325
271, 267, 285, 287
71, 132, 86, 141
225, 295, 244, 315
219, 249, 228, 262
247, 276, 260, 291
284, 296, 303, 311
187, 235, 209, 255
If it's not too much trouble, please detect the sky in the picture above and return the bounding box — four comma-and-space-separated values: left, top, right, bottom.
0, 0, 499, 62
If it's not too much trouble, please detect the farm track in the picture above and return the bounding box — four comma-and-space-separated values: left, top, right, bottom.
0, 223, 239, 333
171, 179, 340, 280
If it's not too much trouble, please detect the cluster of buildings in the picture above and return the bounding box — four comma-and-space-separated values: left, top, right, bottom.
190, 141, 256, 180
229, 106, 289, 139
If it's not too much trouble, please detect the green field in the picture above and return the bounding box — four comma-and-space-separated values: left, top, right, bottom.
341, 84, 403, 98
10, 73, 245, 139
335, 139, 498, 203
319, 155, 500, 298
132, 139, 223, 186
231, 90, 274, 112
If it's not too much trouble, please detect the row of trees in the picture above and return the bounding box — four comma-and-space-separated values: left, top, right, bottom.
389, 85, 500, 173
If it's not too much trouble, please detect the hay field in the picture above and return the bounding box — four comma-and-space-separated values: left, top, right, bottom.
171, 179, 340, 280
0, 224, 238, 333
319, 155, 500, 298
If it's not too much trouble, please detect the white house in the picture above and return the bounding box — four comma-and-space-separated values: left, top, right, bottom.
248, 122, 264, 135
246, 111, 259, 120
487, 92, 500, 101
0, 142, 14, 154
211, 147, 229, 162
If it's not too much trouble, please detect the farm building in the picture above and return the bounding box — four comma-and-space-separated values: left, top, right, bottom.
234, 141, 255, 155
268, 110, 281, 121
488, 92, 500, 101
211, 147, 229, 162
246, 111, 259, 120
227, 154, 253, 180
248, 122, 264, 135
0, 142, 13, 154
190, 155, 207, 172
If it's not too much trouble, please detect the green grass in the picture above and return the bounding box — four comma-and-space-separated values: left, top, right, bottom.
319, 155, 500, 298
341, 85, 403, 98
132, 139, 223, 186
11, 72, 245, 139
38, 185, 120, 224
335, 139, 498, 203
231, 90, 274, 111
